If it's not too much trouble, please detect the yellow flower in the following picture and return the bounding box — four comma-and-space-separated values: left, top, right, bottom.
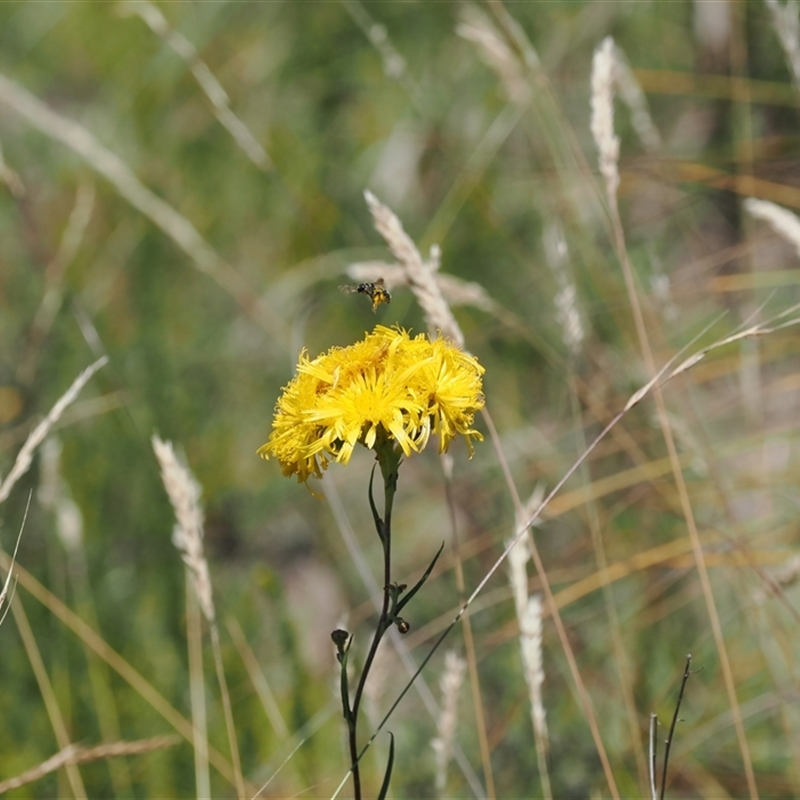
259, 326, 485, 482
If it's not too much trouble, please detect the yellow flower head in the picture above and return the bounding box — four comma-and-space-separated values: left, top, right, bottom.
259, 326, 485, 483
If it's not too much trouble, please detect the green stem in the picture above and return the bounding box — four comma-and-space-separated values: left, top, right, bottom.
346, 438, 401, 800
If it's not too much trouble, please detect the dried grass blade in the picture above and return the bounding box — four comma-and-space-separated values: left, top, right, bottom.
0, 357, 107, 504
119, 1, 270, 169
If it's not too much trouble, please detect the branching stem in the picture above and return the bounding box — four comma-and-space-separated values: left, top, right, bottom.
340, 437, 401, 800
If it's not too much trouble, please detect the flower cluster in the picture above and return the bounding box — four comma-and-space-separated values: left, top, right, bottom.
259, 326, 485, 482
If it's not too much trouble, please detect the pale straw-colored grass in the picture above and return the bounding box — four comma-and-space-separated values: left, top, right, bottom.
744, 197, 800, 257
10, 589, 88, 799
456, 4, 530, 105
508, 485, 551, 800
362, 190, 623, 797
151, 436, 213, 798
226, 616, 290, 741
765, 0, 800, 93
544, 223, 584, 358
0, 357, 107, 504
0, 494, 28, 628
152, 436, 214, 623
0, 736, 179, 795
590, 35, 760, 799
545, 213, 645, 784
152, 436, 247, 799
430, 650, 467, 793
364, 190, 465, 347
612, 44, 662, 153
590, 37, 620, 202
440, 451, 497, 799
0, 550, 245, 789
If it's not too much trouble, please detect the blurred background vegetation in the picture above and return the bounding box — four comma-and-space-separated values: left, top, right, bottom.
2, 0, 800, 797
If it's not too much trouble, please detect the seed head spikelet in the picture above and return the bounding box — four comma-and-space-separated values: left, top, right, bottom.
152, 436, 215, 623
590, 37, 620, 200
765, 0, 800, 92
430, 650, 467, 792
364, 191, 465, 347
745, 197, 800, 258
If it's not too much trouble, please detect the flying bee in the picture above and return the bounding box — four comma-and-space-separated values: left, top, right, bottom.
338, 277, 392, 312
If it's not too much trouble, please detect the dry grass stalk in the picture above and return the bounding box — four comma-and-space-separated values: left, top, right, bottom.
152, 436, 215, 623
0, 494, 29, 627
118, 1, 269, 169
364, 190, 464, 346
0, 549, 245, 790
0, 357, 107, 504
0, 556, 16, 625
11, 588, 88, 799
226, 616, 290, 740
0, 73, 282, 342
589, 36, 760, 798
554, 284, 583, 356
744, 197, 800, 258
342, 0, 407, 82
612, 46, 662, 152
151, 435, 246, 799
151, 436, 212, 798
430, 650, 467, 792
544, 220, 650, 789
765, 0, 800, 92
456, 4, 530, 105
521, 597, 547, 739
0, 736, 179, 794
440, 454, 497, 800
508, 488, 551, 799
590, 37, 620, 200
452, 304, 800, 798
544, 224, 584, 357
755, 554, 800, 603
771, 553, 800, 587
186, 573, 211, 800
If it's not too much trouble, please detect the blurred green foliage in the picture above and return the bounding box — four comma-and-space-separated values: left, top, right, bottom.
2, 1, 800, 797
